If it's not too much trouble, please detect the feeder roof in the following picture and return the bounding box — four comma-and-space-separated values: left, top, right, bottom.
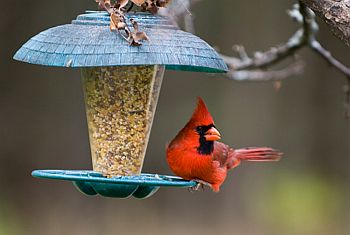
13, 11, 228, 73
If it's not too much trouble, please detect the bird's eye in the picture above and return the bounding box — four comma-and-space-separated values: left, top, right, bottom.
196, 126, 203, 133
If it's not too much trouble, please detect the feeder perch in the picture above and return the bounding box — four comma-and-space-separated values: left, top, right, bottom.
14, 10, 227, 199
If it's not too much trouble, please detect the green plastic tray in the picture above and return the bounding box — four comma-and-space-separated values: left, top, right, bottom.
32, 170, 196, 199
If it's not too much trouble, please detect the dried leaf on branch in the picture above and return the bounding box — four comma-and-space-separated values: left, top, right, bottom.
141, 0, 171, 14
129, 18, 149, 46
110, 12, 126, 30
95, 0, 170, 46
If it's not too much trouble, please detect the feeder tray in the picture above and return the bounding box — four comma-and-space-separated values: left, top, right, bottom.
32, 170, 196, 199
14, 10, 227, 199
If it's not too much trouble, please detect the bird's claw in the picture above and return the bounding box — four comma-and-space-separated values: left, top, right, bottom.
188, 179, 212, 192
188, 183, 204, 192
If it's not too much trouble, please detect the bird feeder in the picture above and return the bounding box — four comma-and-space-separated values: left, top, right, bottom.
14, 10, 227, 199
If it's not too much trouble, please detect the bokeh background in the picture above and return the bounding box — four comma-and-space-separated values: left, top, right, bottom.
1, 0, 350, 235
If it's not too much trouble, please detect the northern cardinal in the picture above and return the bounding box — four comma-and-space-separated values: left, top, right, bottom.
166, 97, 282, 192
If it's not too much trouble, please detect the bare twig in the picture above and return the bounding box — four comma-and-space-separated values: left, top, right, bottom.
222, 33, 305, 71
184, 12, 195, 34
158, 0, 200, 33
310, 40, 350, 76
227, 62, 305, 81
221, 3, 314, 81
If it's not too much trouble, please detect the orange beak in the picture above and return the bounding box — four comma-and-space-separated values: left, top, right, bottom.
204, 127, 221, 141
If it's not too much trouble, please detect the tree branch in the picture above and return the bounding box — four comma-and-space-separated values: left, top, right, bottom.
158, 0, 200, 33
226, 62, 305, 81
300, 0, 350, 47
221, 29, 306, 71
162, 0, 350, 116
310, 40, 350, 76
221, 3, 313, 81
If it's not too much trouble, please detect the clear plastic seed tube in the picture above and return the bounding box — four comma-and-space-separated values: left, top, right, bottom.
81, 65, 165, 177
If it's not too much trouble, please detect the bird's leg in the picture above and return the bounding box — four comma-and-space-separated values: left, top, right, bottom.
188, 182, 204, 192
189, 179, 212, 192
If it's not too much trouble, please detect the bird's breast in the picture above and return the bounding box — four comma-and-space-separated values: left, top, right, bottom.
167, 146, 214, 180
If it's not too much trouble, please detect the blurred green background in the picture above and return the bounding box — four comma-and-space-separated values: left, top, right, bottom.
1, 0, 350, 235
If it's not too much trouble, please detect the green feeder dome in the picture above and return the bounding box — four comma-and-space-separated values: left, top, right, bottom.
14, 11, 228, 73
14, 10, 227, 199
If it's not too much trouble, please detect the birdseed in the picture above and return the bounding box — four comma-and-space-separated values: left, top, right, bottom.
81, 65, 164, 177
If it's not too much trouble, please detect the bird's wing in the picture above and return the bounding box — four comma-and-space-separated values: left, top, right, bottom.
213, 142, 241, 170
213, 142, 230, 167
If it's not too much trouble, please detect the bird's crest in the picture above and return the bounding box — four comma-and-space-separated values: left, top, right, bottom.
189, 97, 214, 126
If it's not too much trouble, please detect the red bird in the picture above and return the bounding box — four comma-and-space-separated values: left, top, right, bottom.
166, 97, 282, 192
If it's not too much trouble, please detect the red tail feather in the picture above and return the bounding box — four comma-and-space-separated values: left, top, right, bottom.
235, 147, 282, 162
